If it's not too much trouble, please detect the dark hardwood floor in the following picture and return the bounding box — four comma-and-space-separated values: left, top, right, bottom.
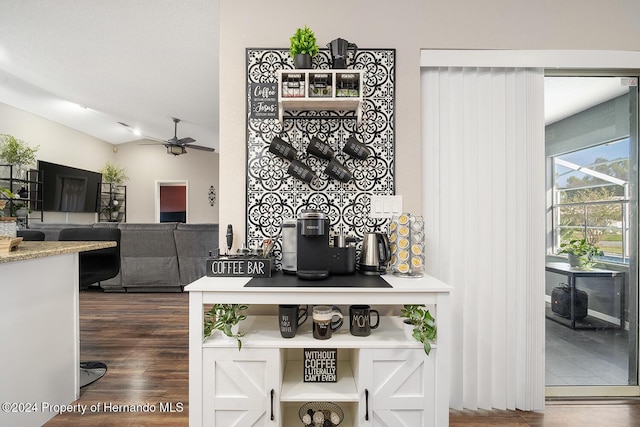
45, 291, 640, 426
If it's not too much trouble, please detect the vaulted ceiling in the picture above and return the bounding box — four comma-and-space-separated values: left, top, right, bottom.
0, 0, 219, 151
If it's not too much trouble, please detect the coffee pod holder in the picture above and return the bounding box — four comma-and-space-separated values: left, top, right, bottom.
388, 213, 425, 277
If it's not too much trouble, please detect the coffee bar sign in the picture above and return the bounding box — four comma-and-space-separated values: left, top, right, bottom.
304, 348, 337, 382
249, 82, 278, 119
206, 257, 272, 278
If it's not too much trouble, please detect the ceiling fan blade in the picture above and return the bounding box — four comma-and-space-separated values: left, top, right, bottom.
177, 137, 196, 145
188, 144, 216, 152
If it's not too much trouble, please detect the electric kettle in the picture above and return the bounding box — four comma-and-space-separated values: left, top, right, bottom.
326, 38, 358, 69
358, 232, 391, 275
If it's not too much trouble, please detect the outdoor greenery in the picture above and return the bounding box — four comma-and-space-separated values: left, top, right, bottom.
203, 304, 248, 351
400, 304, 437, 356
555, 152, 628, 258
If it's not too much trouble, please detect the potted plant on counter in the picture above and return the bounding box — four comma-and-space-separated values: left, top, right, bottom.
289, 25, 319, 69
204, 303, 249, 351
401, 304, 437, 356
558, 238, 604, 270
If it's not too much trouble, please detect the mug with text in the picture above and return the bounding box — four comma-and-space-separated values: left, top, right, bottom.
349, 305, 380, 337
312, 305, 343, 340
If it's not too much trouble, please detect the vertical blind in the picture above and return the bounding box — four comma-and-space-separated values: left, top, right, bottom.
421, 67, 546, 411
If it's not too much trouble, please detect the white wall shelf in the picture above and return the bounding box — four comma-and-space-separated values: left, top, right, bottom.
276, 69, 364, 125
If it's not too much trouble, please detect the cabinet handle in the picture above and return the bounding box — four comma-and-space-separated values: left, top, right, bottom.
365, 388, 369, 421
270, 389, 275, 421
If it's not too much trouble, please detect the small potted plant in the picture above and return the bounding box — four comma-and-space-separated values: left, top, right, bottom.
558, 238, 604, 269
400, 304, 437, 356
0, 134, 39, 179
204, 304, 249, 351
99, 161, 128, 185
289, 26, 319, 69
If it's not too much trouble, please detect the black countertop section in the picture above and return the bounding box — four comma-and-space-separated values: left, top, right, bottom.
245, 271, 392, 288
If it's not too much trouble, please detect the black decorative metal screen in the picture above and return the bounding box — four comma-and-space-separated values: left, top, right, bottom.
246, 48, 395, 265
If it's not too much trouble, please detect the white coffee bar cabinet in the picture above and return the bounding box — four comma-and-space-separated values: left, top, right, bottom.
186, 273, 452, 427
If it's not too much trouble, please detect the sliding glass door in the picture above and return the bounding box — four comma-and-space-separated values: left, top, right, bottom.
545, 75, 639, 395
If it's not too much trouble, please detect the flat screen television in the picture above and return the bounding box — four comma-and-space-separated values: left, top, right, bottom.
38, 161, 101, 213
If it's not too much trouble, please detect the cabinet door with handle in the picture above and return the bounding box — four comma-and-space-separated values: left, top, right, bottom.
203, 348, 280, 426
357, 348, 436, 427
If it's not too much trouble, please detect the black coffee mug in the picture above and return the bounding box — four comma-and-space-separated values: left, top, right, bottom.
269, 136, 297, 160
306, 137, 334, 160
343, 135, 371, 160
324, 158, 352, 183
287, 159, 317, 184
312, 305, 343, 340
278, 304, 309, 338
349, 305, 380, 337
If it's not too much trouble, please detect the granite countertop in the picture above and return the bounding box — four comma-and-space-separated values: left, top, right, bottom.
0, 240, 117, 264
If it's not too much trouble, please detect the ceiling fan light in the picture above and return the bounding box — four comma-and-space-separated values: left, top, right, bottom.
167, 145, 186, 155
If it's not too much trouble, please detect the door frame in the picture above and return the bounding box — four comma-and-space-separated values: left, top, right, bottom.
155, 179, 189, 223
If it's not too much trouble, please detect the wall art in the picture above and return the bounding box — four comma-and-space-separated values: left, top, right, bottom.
246, 48, 395, 267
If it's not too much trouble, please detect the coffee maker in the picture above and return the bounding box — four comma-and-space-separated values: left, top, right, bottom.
296, 210, 330, 280
326, 38, 358, 69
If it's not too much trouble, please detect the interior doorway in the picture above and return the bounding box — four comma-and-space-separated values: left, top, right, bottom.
544, 74, 639, 397
155, 180, 188, 223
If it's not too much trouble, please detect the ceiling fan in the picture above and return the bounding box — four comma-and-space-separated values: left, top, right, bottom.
121, 117, 215, 155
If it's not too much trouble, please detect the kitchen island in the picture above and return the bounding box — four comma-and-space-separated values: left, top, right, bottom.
187, 273, 452, 427
0, 240, 116, 427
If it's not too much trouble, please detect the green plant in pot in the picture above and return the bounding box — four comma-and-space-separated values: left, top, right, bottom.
0, 134, 39, 178
289, 25, 319, 69
558, 238, 604, 269
99, 161, 128, 185
401, 304, 437, 356
204, 304, 249, 350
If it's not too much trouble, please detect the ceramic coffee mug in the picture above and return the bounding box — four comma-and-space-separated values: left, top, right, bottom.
278, 304, 309, 338
343, 135, 371, 160
287, 159, 317, 184
324, 158, 352, 183
306, 136, 334, 160
312, 305, 343, 340
269, 136, 296, 160
349, 305, 380, 337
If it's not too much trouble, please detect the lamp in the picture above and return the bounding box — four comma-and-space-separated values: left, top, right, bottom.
167, 145, 186, 156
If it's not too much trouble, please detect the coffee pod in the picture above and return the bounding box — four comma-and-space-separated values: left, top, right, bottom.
269, 136, 296, 160
306, 136, 334, 160
325, 158, 352, 183
343, 135, 371, 160
287, 159, 317, 184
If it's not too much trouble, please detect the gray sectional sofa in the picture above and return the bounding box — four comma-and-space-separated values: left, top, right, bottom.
28, 222, 218, 292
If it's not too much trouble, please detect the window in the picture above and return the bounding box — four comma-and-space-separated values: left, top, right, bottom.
552, 138, 630, 264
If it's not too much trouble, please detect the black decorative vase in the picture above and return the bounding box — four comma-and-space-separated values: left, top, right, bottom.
294, 53, 312, 69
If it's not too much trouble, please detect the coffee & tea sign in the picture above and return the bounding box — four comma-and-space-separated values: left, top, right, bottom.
303, 348, 337, 383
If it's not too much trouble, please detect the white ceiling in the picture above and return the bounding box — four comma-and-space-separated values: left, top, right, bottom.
544, 76, 630, 125
0, 2, 631, 154
0, 0, 219, 150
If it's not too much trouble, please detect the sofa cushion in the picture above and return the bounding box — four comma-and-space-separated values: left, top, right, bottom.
117, 222, 180, 289
28, 223, 93, 241
174, 223, 219, 286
